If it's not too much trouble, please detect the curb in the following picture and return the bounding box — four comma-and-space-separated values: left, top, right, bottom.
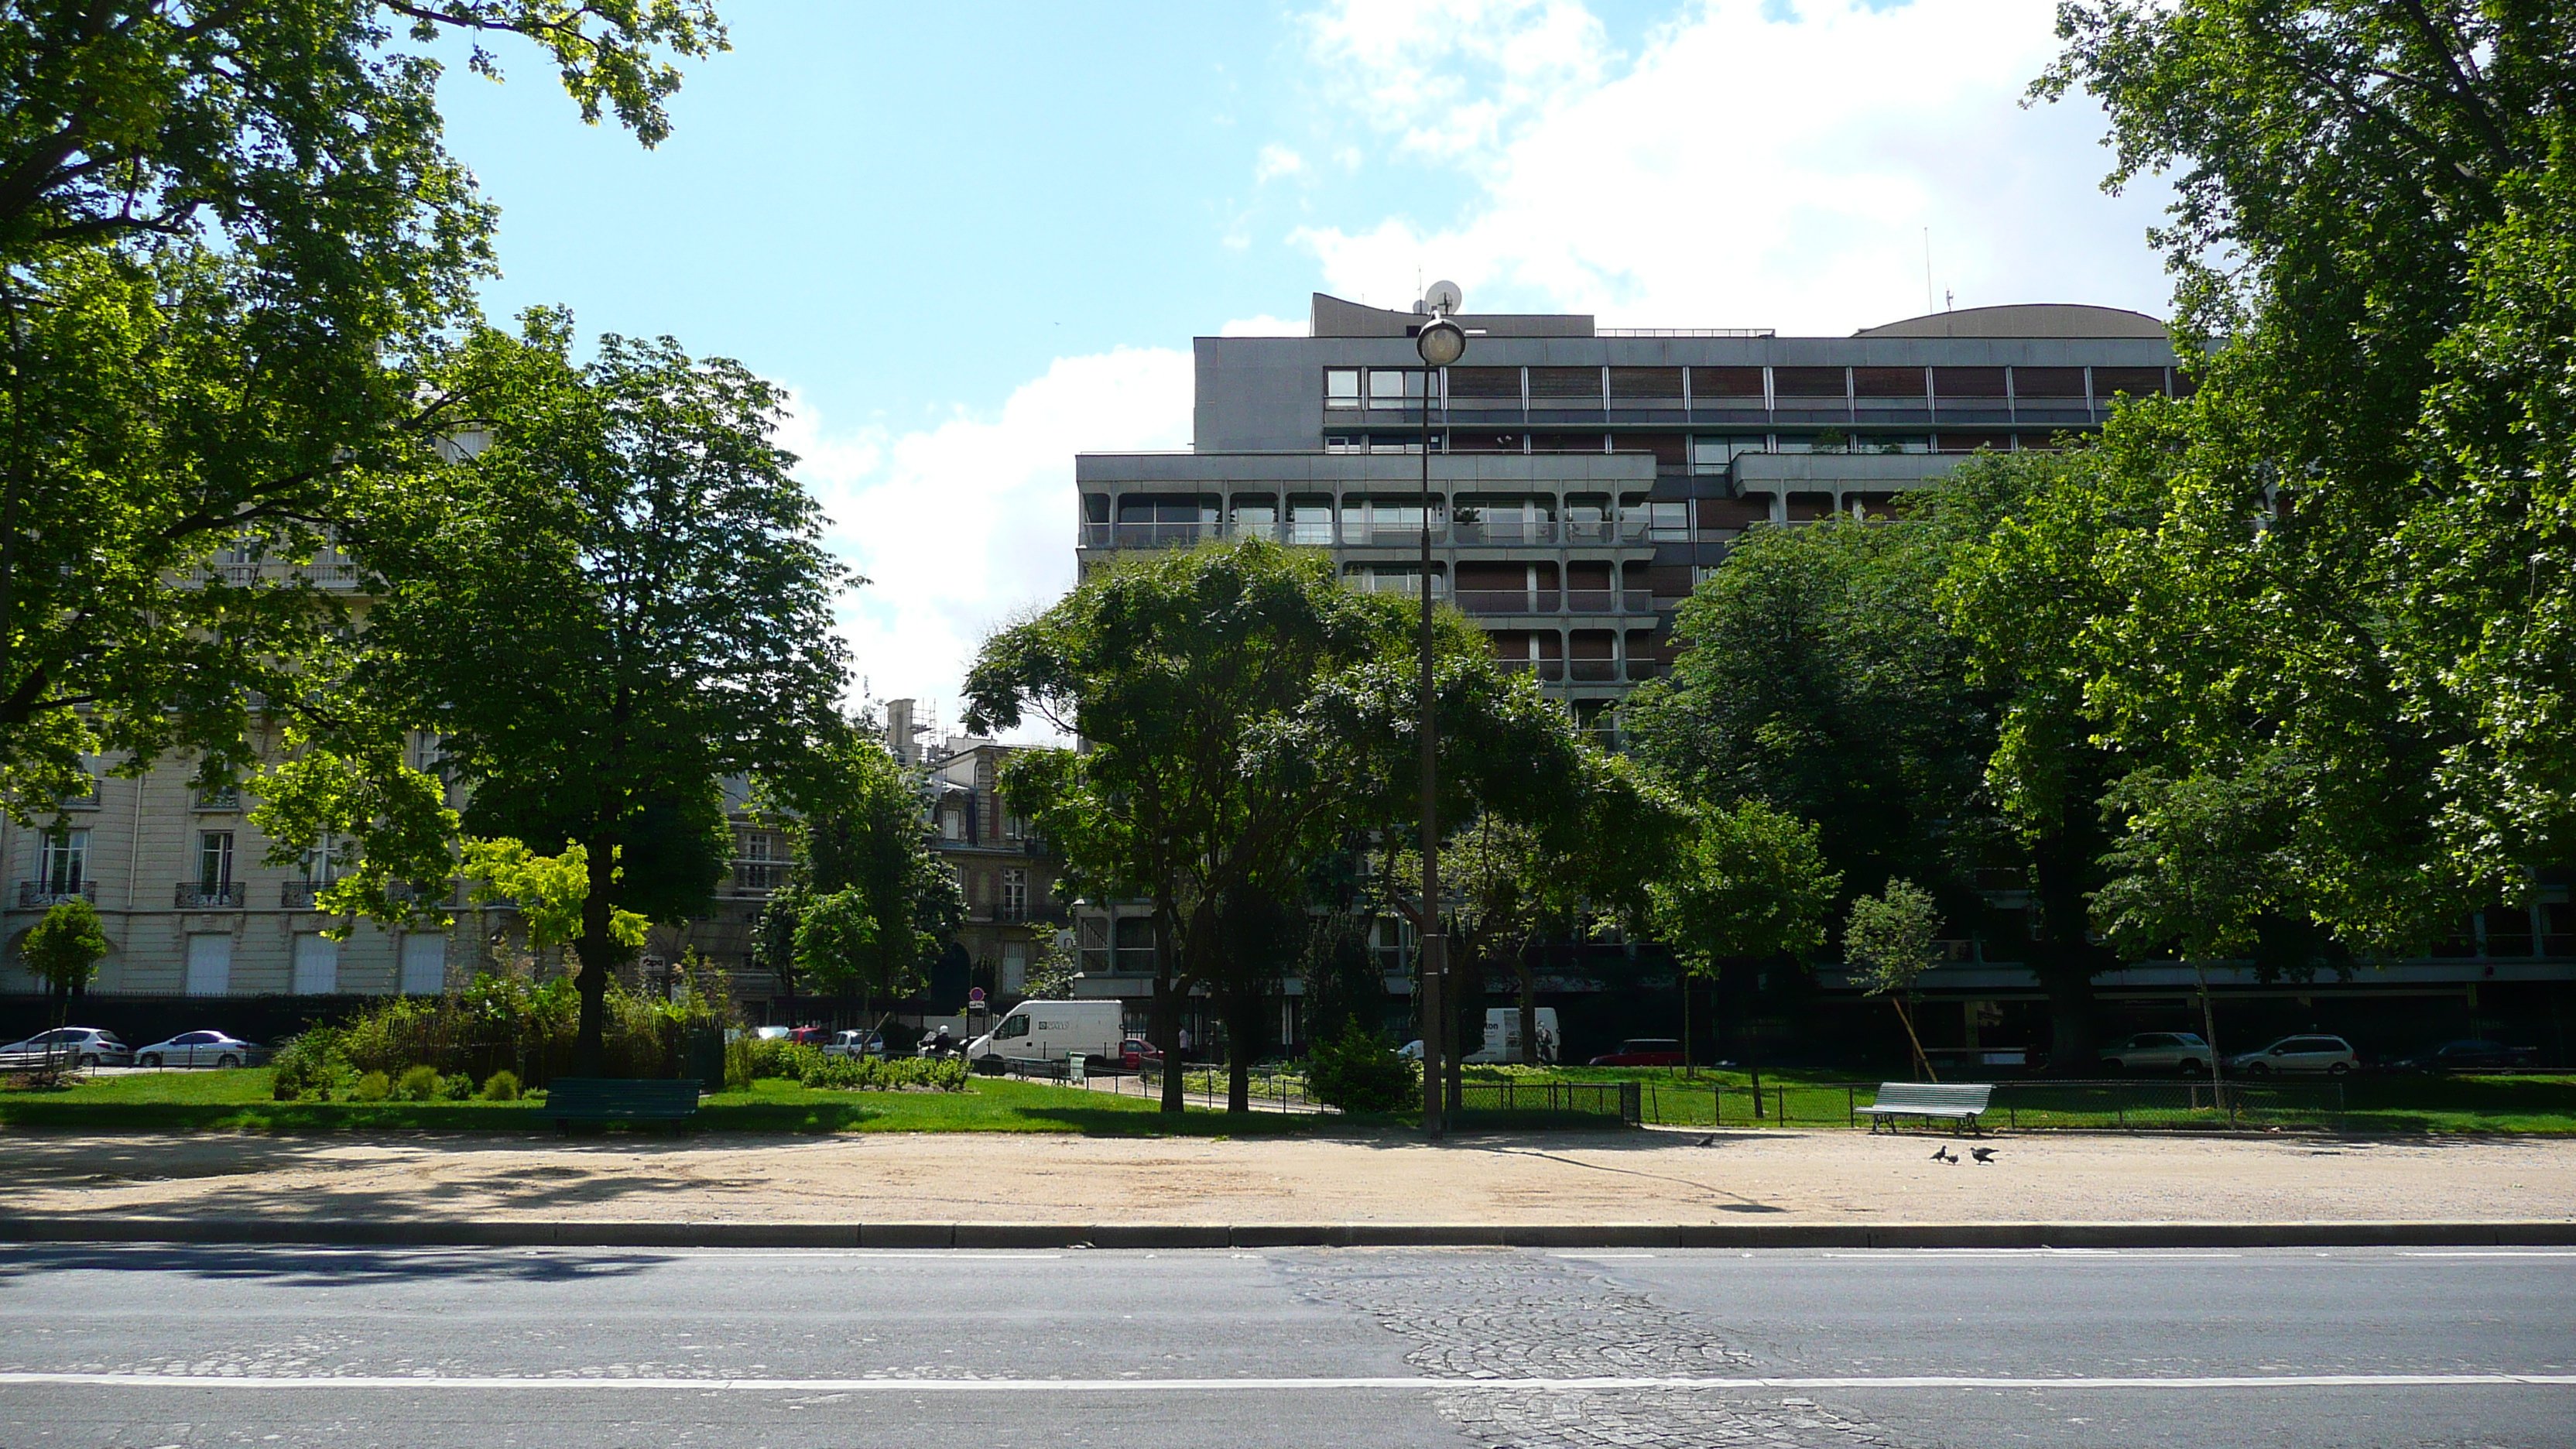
1, 1218, 2571, 1251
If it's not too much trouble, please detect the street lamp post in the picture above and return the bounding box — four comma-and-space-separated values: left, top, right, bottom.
1413, 300, 1465, 1136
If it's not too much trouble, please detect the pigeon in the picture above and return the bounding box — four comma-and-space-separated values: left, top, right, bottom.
1930, 1146, 1958, 1163
1971, 1147, 1998, 1164
1697, 1134, 1718, 1147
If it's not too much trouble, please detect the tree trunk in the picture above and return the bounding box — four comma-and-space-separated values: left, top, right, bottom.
1226, 986, 1255, 1115
2026, 823, 2111, 1074
572, 842, 618, 1077
1515, 949, 1541, 1065
1153, 906, 1184, 1115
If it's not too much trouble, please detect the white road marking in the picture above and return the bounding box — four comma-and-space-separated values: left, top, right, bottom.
0, 1372, 2567, 1393
1817, 1250, 2243, 1260
2390, 1242, 2576, 1252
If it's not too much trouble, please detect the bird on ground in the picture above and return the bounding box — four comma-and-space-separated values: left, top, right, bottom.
1697, 1135, 1718, 1147
1930, 1146, 1958, 1163
1971, 1147, 1999, 1164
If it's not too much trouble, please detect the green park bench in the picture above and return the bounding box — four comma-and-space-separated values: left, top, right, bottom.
545, 1077, 704, 1132
1860, 1081, 1993, 1136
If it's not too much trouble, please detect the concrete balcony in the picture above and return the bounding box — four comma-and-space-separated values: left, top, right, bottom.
1457, 589, 1659, 617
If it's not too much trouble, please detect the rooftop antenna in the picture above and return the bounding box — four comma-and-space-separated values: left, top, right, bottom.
1424, 279, 1464, 314
1945, 288, 1955, 311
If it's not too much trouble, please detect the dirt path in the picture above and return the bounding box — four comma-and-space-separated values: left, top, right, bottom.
5, 1127, 2570, 1225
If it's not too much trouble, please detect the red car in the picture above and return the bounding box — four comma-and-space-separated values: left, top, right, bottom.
1117, 1037, 1163, 1070
787, 1026, 834, 1046
1588, 1038, 1686, 1067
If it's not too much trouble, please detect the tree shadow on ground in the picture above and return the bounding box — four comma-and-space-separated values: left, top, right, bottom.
0, 1242, 666, 1287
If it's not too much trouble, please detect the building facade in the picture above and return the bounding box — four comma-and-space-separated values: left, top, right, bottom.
1078, 293, 2184, 718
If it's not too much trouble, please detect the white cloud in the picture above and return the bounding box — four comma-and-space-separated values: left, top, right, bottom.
1293, 0, 2173, 334
1255, 143, 1309, 183
1218, 314, 1308, 337
779, 347, 1194, 744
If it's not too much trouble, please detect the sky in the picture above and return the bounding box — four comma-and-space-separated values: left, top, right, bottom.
430, 0, 2175, 740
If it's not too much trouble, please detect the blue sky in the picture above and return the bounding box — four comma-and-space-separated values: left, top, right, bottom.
432, 0, 2172, 735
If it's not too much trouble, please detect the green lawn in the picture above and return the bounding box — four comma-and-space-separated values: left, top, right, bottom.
0, 1069, 1402, 1136
6, 1066, 2573, 1135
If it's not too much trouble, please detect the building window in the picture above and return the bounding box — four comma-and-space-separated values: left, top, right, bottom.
301, 831, 347, 886
1324, 434, 1359, 454
198, 831, 235, 892
1001, 868, 1029, 922
1367, 368, 1421, 410
1647, 502, 1690, 540
1001, 940, 1029, 992
39, 829, 87, 892
1690, 436, 1766, 472
941, 808, 964, 841
1004, 810, 1029, 841
1113, 915, 1158, 974
1325, 368, 1360, 409
61, 760, 101, 810
1079, 914, 1111, 975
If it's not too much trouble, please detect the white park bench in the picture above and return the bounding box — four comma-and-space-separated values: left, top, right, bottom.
1860, 1081, 1993, 1136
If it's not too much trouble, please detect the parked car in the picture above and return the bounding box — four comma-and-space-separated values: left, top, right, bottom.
820, 1029, 884, 1059
1588, 1038, 1687, 1067
787, 1025, 836, 1046
751, 1026, 792, 1041
2098, 1031, 2215, 1076
0, 1027, 133, 1067
1116, 1037, 1163, 1071
2386, 1039, 2541, 1073
131, 1031, 268, 1068
2228, 1034, 2357, 1076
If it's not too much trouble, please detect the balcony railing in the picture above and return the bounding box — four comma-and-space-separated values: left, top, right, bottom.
193, 786, 241, 811
1458, 589, 1660, 616
1499, 659, 1567, 681
1084, 516, 1673, 552
176, 882, 246, 909
721, 859, 788, 896
17, 880, 94, 909
1567, 660, 1620, 683
1451, 519, 1556, 546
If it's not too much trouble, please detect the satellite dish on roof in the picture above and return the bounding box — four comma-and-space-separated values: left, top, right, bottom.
1423, 279, 1464, 315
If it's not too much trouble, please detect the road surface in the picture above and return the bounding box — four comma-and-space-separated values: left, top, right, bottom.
0, 1243, 2566, 1446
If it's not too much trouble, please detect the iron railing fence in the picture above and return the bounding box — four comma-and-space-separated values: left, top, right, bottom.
1629, 1078, 2352, 1129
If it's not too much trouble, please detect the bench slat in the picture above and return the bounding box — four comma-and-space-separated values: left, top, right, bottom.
546, 1077, 703, 1122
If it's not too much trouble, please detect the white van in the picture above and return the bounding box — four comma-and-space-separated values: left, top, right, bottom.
967, 999, 1124, 1068
1463, 1007, 1560, 1065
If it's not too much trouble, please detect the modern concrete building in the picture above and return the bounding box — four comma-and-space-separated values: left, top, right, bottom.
1077, 293, 2185, 718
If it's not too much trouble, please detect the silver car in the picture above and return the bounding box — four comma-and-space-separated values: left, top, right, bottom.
2099, 1031, 2215, 1076
2228, 1034, 2358, 1076
132, 1031, 267, 1069
0, 1027, 134, 1067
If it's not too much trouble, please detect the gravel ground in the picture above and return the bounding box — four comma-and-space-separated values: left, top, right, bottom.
2, 1126, 2570, 1225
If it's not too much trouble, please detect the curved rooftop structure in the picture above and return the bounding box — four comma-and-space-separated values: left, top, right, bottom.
1855, 303, 2167, 339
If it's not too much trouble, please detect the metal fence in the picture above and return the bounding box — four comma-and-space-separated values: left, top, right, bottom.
1452, 1079, 1643, 1125
1633, 1078, 2352, 1129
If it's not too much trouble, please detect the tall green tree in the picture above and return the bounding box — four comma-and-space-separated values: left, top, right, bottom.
275, 312, 852, 1074
0, 2, 723, 814
753, 739, 963, 1009
2033, 1, 2576, 949
965, 537, 1574, 1115
1647, 798, 1840, 1094
22, 895, 108, 1025
1625, 516, 1995, 909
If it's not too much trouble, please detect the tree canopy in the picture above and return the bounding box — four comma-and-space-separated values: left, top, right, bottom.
0, 1, 722, 816
265, 311, 851, 1071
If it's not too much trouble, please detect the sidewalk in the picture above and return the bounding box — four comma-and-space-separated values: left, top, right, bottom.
3, 1126, 2569, 1237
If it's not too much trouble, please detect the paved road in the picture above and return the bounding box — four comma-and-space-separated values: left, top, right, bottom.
0, 1243, 2567, 1447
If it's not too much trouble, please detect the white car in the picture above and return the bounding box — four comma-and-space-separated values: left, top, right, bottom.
0, 1027, 133, 1067
2228, 1034, 2358, 1076
132, 1031, 268, 1068
2099, 1031, 2215, 1076
820, 1029, 883, 1059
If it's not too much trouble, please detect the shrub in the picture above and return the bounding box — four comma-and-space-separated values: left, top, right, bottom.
268, 1027, 348, 1101
438, 1072, 474, 1101
349, 1070, 392, 1102
479, 1070, 522, 1101
794, 1051, 968, 1092
394, 1064, 443, 1101
1305, 1016, 1416, 1114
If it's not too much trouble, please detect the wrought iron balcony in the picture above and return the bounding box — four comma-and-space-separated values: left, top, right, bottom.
16, 880, 94, 909
176, 882, 246, 909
